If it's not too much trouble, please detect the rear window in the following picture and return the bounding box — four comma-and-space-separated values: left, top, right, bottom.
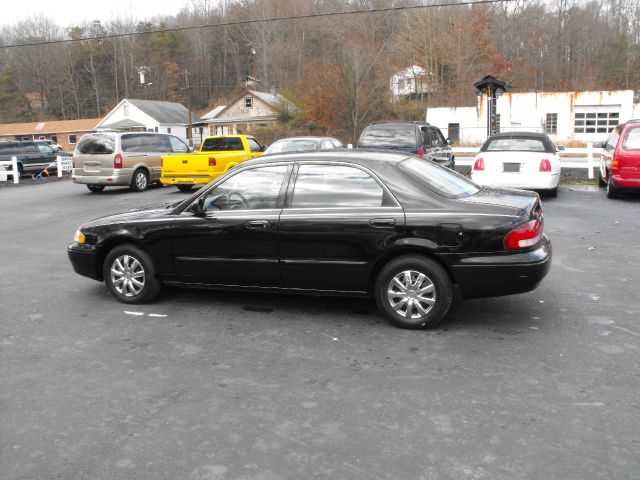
0, 143, 21, 155
265, 139, 319, 154
359, 125, 417, 148
622, 127, 640, 150
77, 135, 115, 154
483, 137, 547, 152
399, 157, 480, 198
201, 137, 243, 152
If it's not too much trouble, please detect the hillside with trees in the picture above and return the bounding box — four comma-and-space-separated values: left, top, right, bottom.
0, 0, 638, 141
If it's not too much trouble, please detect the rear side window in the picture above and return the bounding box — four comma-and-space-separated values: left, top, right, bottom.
604, 127, 621, 151
121, 134, 150, 153
484, 138, 546, 152
622, 127, 640, 150
291, 164, 384, 208
0, 143, 22, 155
147, 135, 172, 153
77, 135, 115, 154
21, 142, 37, 154
201, 137, 243, 151
399, 157, 480, 198
359, 125, 417, 148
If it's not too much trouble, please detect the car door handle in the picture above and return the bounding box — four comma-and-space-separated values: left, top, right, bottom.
369, 218, 396, 228
246, 220, 269, 229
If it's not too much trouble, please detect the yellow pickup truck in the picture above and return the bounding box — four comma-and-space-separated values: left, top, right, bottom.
160, 134, 265, 191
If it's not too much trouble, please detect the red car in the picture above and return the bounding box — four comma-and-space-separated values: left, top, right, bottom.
598, 119, 640, 198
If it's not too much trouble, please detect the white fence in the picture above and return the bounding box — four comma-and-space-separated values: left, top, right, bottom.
0, 155, 73, 184
453, 143, 601, 179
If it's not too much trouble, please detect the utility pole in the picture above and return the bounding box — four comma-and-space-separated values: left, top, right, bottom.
184, 69, 193, 147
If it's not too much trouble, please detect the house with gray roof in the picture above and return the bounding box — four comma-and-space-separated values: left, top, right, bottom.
96, 99, 200, 143
204, 89, 298, 135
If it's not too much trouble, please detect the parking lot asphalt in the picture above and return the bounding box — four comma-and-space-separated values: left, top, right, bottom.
1, 180, 639, 480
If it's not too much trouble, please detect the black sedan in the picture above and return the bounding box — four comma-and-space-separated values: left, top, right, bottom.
68, 151, 551, 329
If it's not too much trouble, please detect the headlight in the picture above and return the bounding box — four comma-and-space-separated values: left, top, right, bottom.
73, 229, 86, 244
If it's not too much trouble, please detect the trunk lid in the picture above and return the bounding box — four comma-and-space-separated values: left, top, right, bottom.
458, 186, 541, 219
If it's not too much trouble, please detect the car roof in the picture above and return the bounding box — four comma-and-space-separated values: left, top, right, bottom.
272, 136, 326, 142
246, 149, 411, 167
487, 131, 550, 139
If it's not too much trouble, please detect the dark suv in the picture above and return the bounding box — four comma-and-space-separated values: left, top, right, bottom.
0, 140, 70, 175
357, 122, 455, 169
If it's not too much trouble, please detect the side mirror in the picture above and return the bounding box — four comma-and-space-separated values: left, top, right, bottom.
261, 145, 268, 152
191, 197, 205, 216
188, 146, 195, 153
556, 145, 565, 152
446, 138, 455, 145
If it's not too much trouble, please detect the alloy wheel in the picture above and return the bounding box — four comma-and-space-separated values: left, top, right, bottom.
386, 270, 436, 319
110, 254, 146, 297
135, 171, 148, 190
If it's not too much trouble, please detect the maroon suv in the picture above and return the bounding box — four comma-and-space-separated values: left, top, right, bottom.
598, 119, 640, 198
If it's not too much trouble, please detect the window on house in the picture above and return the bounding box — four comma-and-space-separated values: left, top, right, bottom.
154, 126, 158, 132
123, 104, 129, 116
68, 134, 77, 144
545, 113, 558, 134
575, 111, 618, 134
167, 127, 172, 134
245, 97, 253, 108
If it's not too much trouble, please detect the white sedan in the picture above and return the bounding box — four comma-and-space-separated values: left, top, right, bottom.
470, 132, 562, 197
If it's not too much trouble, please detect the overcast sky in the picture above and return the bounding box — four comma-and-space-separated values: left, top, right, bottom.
0, 0, 191, 28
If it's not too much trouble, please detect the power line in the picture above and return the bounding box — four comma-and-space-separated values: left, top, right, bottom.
0, 0, 517, 50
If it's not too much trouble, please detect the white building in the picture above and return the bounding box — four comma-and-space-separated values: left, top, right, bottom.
426, 90, 640, 145
96, 99, 200, 143
390, 65, 433, 101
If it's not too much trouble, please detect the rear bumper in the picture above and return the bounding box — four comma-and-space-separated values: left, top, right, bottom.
160, 176, 212, 186
72, 168, 132, 186
449, 235, 552, 299
68, 243, 102, 281
610, 174, 640, 189
471, 172, 559, 191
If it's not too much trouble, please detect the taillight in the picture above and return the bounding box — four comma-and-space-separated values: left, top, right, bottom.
208, 157, 216, 166
611, 158, 620, 174
114, 153, 123, 169
473, 157, 485, 170
504, 219, 543, 250
539, 158, 551, 172
416, 148, 425, 157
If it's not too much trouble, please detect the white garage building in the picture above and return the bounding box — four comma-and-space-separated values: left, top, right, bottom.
426, 90, 640, 145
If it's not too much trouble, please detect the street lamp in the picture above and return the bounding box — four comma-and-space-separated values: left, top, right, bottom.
474, 75, 509, 137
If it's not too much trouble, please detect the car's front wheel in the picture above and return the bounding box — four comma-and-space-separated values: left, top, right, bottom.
375, 255, 453, 329
130, 169, 149, 192
103, 244, 160, 304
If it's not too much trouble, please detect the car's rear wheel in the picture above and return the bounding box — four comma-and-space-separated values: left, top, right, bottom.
375, 255, 453, 329
597, 169, 607, 187
103, 244, 160, 304
177, 185, 193, 192
130, 169, 149, 192
606, 177, 619, 199
87, 185, 105, 193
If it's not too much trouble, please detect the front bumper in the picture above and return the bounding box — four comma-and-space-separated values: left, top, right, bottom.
68, 243, 102, 281
448, 235, 552, 299
471, 172, 559, 191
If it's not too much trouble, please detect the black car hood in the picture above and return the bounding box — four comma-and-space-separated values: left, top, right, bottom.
83, 201, 180, 227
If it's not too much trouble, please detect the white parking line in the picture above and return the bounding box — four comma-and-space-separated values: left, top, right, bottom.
124, 311, 144, 316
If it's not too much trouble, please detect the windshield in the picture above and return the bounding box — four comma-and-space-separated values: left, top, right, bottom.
483, 137, 547, 152
359, 125, 416, 147
399, 157, 480, 198
264, 139, 319, 154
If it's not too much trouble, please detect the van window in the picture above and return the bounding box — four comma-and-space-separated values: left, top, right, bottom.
148, 135, 173, 153
359, 124, 417, 148
622, 127, 640, 151
201, 137, 243, 151
77, 135, 116, 154
121, 134, 150, 152
604, 128, 621, 152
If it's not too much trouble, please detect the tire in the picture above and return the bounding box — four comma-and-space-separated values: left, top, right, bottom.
374, 255, 453, 329
177, 185, 194, 192
545, 186, 558, 198
87, 184, 105, 193
597, 169, 606, 187
606, 177, 619, 199
103, 243, 161, 304
130, 169, 149, 192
